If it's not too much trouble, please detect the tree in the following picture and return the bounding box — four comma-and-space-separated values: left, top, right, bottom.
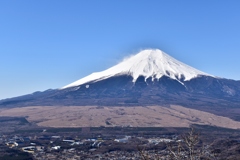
139, 128, 218, 160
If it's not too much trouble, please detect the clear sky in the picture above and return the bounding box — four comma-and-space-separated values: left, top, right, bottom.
1, 0, 240, 100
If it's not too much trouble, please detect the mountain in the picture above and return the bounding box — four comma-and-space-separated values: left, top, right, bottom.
1, 49, 240, 121
62, 49, 212, 89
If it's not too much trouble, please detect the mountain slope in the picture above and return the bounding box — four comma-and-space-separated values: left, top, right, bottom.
62, 49, 212, 89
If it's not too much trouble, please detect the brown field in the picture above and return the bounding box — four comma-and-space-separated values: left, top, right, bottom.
0, 105, 240, 129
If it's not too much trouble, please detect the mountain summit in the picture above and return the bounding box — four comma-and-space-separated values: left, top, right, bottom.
62, 49, 211, 89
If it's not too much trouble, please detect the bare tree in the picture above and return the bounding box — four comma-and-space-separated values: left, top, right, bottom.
139, 128, 218, 160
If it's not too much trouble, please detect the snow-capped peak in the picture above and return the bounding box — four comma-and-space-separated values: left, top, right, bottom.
62, 49, 212, 89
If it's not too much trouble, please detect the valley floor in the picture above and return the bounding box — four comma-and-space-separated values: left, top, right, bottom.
0, 105, 240, 129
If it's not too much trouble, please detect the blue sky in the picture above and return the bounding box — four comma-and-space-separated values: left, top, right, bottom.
1, 0, 240, 100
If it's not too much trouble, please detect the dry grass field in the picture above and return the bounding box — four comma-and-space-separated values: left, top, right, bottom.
0, 105, 240, 129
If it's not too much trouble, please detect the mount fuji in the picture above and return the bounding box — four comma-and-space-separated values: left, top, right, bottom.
1, 49, 240, 121
62, 49, 212, 89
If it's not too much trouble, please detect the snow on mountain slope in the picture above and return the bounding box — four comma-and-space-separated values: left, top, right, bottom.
62, 49, 212, 89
